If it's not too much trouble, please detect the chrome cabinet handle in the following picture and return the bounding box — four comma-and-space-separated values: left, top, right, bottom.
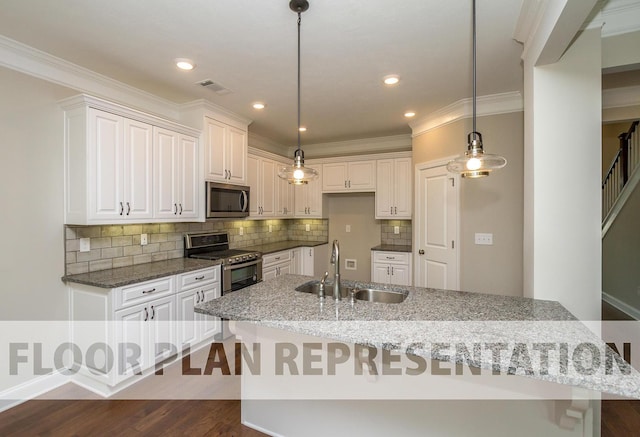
142, 288, 156, 294
394, 207, 397, 215
391, 267, 394, 275
419, 249, 425, 255
195, 275, 205, 280
179, 203, 183, 215
196, 292, 201, 304
126, 202, 131, 215
200, 290, 205, 302
174, 203, 178, 215
144, 307, 148, 321
228, 170, 232, 179
119, 202, 124, 216
151, 305, 155, 320
387, 266, 390, 275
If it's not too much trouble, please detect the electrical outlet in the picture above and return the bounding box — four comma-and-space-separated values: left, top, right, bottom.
269, 224, 272, 233
305, 224, 310, 232
394, 226, 400, 235
79, 238, 90, 252
140, 234, 148, 246
474, 233, 493, 245
345, 259, 357, 270
239, 227, 243, 236
346, 225, 351, 233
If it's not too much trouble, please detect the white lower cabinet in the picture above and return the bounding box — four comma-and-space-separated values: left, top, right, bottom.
70, 265, 221, 391
262, 250, 292, 280
371, 251, 412, 286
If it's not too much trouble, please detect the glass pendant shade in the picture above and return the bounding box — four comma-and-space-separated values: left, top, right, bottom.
446, 132, 507, 178
278, 149, 319, 185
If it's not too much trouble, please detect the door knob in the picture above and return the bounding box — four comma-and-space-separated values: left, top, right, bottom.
418, 249, 425, 255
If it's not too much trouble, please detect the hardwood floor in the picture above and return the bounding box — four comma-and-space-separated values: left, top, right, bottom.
601, 299, 639, 437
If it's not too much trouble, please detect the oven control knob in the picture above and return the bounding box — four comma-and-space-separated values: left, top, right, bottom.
242, 256, 248, 261
228, 258, 234, 264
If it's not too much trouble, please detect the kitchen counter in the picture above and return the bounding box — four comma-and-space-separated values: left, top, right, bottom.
244, 240, 328, 255
61, 257, 220, 288
371, 244, 412, 252
196, 274, 640, 399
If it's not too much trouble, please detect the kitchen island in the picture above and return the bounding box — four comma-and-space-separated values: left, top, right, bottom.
196, 274, 639, 437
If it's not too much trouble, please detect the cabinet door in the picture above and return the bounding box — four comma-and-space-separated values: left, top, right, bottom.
205, 118, 227, 181
290, 248, 302, 275
348, 161, 376, 191
372, 264, 390, 284
393, 158, 412, 218
227, 126, 247, 184
390, 264, 411, 286
307, 168, 323, 217
247, 155, 260, 217
302, 247, 314, 276
89, 108, 124, 220
176, 290, 198, 349
278, 261, 292, 276
123, 119, 153, 219
200, 284, 221, 341
322, 163, 348, 191
375, 159, 393, 218
277, 173, 294, 217
263, 265, 278, 281
115, 303, 148, 380
260, 158, 276, 217
149, 295, 176, 365
294, 183, 309, 216
154, 128, 179, 219
178, 135, 199, 219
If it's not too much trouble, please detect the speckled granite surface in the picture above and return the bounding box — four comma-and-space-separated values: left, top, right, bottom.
196, 274, 640, 399
62, 258, 220, 288
371, 244, 412, 252
245, 240, 328, 255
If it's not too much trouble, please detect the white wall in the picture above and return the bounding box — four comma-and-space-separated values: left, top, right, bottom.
523, 28, 602, 321
0, 67, 75, 391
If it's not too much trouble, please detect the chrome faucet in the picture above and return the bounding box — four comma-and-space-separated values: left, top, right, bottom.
330, 240, 341, 301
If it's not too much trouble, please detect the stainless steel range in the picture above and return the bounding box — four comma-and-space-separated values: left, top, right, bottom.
184, 231, 262, 294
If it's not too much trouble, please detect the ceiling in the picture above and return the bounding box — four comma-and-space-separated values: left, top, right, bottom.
0, 0, 525, 146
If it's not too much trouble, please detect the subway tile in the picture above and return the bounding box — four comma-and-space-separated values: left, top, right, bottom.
111, 236, 133, 247
159, 223, 175, 233
167, 232, 183, 241
123, 224, 143, 235
188, 223, 204, 231
159, 241, 176, 251
77, 249, 101, 262
91, 237, 112, 249
133, 254, 152, 265
66, 251, 77, 264
76, 227, 102, 238
65, 227, 77, 240
174, 223, 190, 232
101, 247, 123, 259
150, 233, 168, 244
101, 226, 124, 237
142, 224, 160, 234
167, 249, 183, 259
142, 243, 160, 254
151, 252, 168, 262
66, 239, 79, 252
132, 234, 141, 245
66, 262, 89, 275
123, 245, 143, 257
89, 258, 113, 272
113, 256, 133, 268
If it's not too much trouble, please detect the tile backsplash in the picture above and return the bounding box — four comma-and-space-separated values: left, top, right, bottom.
65, 219, 328, 275
380, 220, 412, 246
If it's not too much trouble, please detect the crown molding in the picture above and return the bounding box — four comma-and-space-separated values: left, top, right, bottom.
603, 85, 640, 109
289, 134, 412, 158
178, 99, 252, 130
409, 92, 524, 138
248, 133, 288, 157
587, 0, 640, 37
0, 35, 181, 119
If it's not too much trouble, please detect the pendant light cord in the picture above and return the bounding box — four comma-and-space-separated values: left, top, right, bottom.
472, 0, 477, 136
297, 12, 302, 154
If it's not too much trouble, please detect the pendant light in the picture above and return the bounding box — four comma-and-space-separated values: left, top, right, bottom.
446, 0, 506, 178
278, 0, 319, 185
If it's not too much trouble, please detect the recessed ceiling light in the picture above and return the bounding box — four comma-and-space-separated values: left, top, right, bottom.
298, 127, 307, 132
252, 102, 266, 110
383, 75, 400, 86
404, 111, 416, 118
175, 58, 195, 70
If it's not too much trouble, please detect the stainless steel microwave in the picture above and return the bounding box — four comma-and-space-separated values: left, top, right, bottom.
206, 182, 250, 218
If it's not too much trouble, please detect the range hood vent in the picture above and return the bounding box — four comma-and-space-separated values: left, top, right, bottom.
196, 79, 233, 95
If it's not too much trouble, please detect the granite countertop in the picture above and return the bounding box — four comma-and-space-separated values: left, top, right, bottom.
245, 240, 328, 255
371, 244, 412, 253
196, 274, 640, 399
62, 258, 221, 288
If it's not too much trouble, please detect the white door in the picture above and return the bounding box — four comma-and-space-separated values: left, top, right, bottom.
415, 164, 459, 290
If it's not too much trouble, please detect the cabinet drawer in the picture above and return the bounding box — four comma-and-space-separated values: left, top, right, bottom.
115, 277, 173, 310
263, 250, 291, 266
177, 267, 218, 291
373, 251, 410, 264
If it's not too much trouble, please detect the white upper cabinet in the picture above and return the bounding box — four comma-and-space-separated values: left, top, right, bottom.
294, 163, 324, 217
153, 127, 198, 220
61, 95, 201, 224
322, 160, 376, 192
247, 154, 276, 218
375, 157, 412, 219
205, 117, 247, 185
276, 162, 295, 218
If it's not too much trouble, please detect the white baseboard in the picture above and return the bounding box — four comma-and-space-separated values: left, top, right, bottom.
0, 370, 69, 413
603, 291, 640, 320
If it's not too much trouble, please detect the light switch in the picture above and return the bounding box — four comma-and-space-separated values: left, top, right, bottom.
305, 224, 310, 232
239, 227, 243, 236
394, 226, 400, 234
346, 225, 351, 233
140, 234, 148, 246
474, 233, 493, 245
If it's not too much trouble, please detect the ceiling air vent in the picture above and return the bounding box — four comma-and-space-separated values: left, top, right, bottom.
196, 79, 233, 95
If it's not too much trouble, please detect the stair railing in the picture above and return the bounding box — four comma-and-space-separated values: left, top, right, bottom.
603, 120, 639, 219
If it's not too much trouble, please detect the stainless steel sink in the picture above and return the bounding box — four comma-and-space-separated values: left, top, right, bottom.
295, 281, 408, 303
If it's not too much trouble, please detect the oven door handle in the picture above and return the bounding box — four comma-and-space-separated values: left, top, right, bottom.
223, 259, 261, 271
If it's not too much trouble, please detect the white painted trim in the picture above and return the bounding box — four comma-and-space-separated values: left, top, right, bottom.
587, 0, 640, 37
247, 146, 289, 163
248, 133, 289, 157
0, 370, 69, 413
242, 420, 285, 437
602, 159, 640, 236
603, 85, 640, 109
293, 134, 412, 158
178, 99, 252, 129
0, 35, 179, 119
413, 158, 461, 290
409, 92, 524, 138
602, 291, 640, 320
316, 150, 412, 164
